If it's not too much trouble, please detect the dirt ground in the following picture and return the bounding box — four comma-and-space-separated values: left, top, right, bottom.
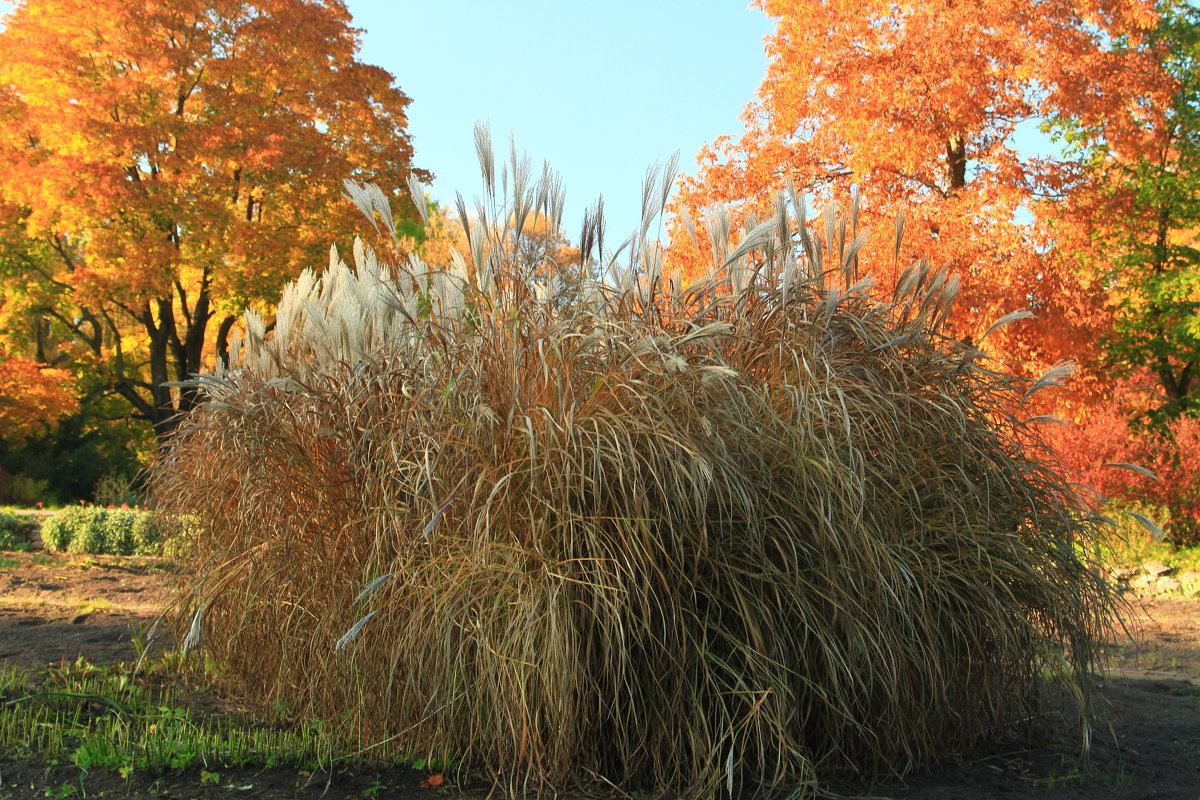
0, 552, 175, 669
2, 553, 1200, 799
860, 594, 1200, 799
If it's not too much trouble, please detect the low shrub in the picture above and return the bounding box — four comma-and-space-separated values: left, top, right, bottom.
41, 505, 165, 555
1092, 500, 1173, 563
154, 134, 1119, 798
1093, 500, 1200, 573
0, 508, 23, 550
92, 470, 142, 507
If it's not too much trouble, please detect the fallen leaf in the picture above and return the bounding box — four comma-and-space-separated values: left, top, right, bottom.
419, 774, 446, 789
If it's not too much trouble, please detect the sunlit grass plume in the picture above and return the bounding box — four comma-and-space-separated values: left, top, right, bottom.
153, 125, 1117, 798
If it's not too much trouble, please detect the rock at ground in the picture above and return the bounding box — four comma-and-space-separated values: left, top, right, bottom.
1130, 574, 1152, 590
1143, 560, 1174, 577
1157, 576, 1183, 593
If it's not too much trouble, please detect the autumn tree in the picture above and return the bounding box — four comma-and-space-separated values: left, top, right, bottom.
397, 197, 468, 269
0, 0, 428, 438
1061, 1, 1200, 419
670, 0, 1171, 381
0, 353, 76, 442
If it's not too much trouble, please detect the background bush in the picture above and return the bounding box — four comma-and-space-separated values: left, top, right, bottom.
0, 508, 24, 551
154, 139, 1119, 798
0, 470, 55, 507
41, 506, 165, 555
92, 471, 142, 507
0, 395, 154, 506
1046, 402, 1200, 546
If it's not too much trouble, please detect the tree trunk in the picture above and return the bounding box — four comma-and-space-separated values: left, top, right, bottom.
118, 292, 209, 442
1157, 358, 1194, 415
215, 314, 237, 369
946, 133, 967, 191
143, 299, 180, 440
1146, 204, 1196, 415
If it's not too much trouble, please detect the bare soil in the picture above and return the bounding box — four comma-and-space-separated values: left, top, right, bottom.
2, 553, 1200, 799
853, 594, 1200, 800
0, 552, 174, 669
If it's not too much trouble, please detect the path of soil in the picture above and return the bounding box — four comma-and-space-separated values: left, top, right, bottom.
3, 553, 1200, 798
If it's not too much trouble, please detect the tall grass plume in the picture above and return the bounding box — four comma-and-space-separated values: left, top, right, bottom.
153, 126, 1118, 798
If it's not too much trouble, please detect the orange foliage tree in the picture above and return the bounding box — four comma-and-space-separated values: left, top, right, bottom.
0, 0, 428, 437
0, 353, 76, 442
1045, 394, 1200, 544
670, 0, 1172, 384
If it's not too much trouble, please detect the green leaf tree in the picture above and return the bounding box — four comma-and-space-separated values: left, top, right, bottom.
1066, 1, 1200, 419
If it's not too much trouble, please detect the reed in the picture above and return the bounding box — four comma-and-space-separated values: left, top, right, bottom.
153, 126, 1117, 798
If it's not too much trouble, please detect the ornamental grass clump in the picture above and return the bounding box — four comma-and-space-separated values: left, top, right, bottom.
153, 128, 1117, 798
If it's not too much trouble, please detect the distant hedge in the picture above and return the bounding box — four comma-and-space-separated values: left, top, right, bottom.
41, 506, 166, 556
0, 508, 24, 550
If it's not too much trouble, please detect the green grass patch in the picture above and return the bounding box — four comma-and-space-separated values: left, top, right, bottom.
0, 657, 346, 778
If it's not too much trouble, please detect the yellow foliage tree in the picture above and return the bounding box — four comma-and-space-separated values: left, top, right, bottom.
0, 0, 428, 437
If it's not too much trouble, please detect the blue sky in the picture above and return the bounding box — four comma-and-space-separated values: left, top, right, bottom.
0, 0, 772, 239
346, 0, 774, 239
